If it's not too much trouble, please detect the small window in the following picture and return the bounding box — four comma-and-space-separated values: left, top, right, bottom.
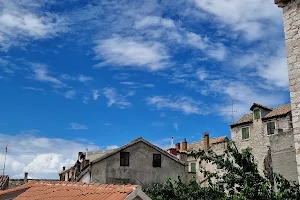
120, 152, 129, 166
267, 121, 276, 135
153, 154, 161, 167
190, 163, 196, 173
242, 127, 250, 140
254, 109, 260, 120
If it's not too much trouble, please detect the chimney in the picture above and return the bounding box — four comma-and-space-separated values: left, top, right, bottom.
24, 172, 28, 183
175, 142, 180, 151
84, 159, 90, 168
169, 148, 177, 156
78, 152, 83, 160
204, 133, 209, 150
182, 138, 187, 152
62, 166, 66, 171
171, 136, 174, 148
86, 148, 88, 160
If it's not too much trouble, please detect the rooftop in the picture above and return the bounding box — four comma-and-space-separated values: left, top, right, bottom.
231, 103, 291, 127
0, 180, 142, 200
187, 136, 228, 151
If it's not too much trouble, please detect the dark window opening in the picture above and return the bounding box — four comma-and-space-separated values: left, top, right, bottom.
153, 154, 161, 167
267, 121, 276, 135
120, 152, 129, 166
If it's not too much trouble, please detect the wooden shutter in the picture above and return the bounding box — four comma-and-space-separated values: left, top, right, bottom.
191, 163, 196, 172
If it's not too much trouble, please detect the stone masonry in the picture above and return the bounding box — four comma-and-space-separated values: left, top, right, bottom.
275, 0, 300, 183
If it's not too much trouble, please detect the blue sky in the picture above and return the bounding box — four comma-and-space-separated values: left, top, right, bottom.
0, 0, 291, 178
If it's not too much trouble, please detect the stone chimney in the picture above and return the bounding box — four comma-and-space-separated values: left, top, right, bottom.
62, 166, 66, 171
274, 0, 300, 183
78, 152, 83, 160
84, 159, 90, 168
182, 138, 187, 152
204, 133, 209, 150
24, 172, 28, 183
175, 142, 181, 151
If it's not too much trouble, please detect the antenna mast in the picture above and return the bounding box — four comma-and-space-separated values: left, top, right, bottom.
2, 144, 7, 175
220, 98, 237, 123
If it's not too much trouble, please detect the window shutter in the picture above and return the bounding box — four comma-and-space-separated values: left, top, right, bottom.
191, 163, 196, 172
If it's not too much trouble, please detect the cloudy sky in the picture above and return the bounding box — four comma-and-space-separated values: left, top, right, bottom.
0, 0, 289, 178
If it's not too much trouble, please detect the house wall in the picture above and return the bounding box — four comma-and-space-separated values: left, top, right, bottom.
281, 0, 300, 183
91, 141, 187, 185
187, 142, 227, 185
269, 130, 298, 182
231, 112, 298, 181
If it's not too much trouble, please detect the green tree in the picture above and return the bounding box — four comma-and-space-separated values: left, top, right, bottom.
143, 141, 300, 200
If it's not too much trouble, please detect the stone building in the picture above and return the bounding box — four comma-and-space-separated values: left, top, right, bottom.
230, 103, 298, 182
274, 0, 300, 183
61, 137, 187, 185
167, 134, 228, 186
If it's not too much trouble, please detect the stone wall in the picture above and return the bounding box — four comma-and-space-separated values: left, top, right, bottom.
231, 112, 296, 181
281, 0, 300, 183
187, 142, 227, 186
269, 130, 298, 182
90, 141, 187, 185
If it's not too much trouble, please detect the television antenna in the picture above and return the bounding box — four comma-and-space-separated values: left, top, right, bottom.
0, 141, 8, 175
220, 98, 237, 123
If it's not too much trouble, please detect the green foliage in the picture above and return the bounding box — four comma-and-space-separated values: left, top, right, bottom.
143, 141, 300, 200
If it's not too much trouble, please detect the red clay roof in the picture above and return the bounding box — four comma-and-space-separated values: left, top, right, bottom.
0, 180, 138, 200
0, 175, 9, 190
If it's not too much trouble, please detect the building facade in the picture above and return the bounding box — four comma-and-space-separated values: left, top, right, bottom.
231, 103, 298, 182
62, 137, 187, 185
274, 0, 300, 184
167, 134, 228, 186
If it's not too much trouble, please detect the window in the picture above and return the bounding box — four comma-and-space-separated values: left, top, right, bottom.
242, 127, 250, 140
253, 109, 260, 120
120, 152, 129, 166
190, 163, 196, 173
267, 121, 276, 135
153, 154, 161, 167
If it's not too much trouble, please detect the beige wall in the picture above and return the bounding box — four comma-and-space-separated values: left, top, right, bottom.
90, 141, 187, 185
187, 142, 227, 185
231, 110, 297, 182
281, 0, 300, 183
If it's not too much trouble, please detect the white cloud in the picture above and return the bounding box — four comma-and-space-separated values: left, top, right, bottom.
64, 90, 76, 99
0, 0, 66, 50
61, 74, 93, 83
106, 145, 118, 150
83, 97, 89, 104
196, 68, 208, 81
120, 81, 155, 88
104, 123, 112, 126
135, 16, 176, 29
93, 90, 99, 100
94, 37, 170, 71
185, 32, 227, 60
68, 123, 88, 130
103, 87, 132, 109
21, 87, 45, 92
0, 132, 99, 179
193, 0, 281, 40
173, 123, 179, 132
146, 96, 204, 115
30, 63, 66, 88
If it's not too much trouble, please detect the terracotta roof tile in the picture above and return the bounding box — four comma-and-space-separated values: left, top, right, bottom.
187, 136, 228, 151
0, 175, 9, 190
231, 104, 291, 127
263, 104, 291, 119
0, 181, 138, 200
250, 103, 273, 111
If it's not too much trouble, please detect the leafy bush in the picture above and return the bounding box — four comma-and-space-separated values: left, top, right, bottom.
143, 141, 300, 200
